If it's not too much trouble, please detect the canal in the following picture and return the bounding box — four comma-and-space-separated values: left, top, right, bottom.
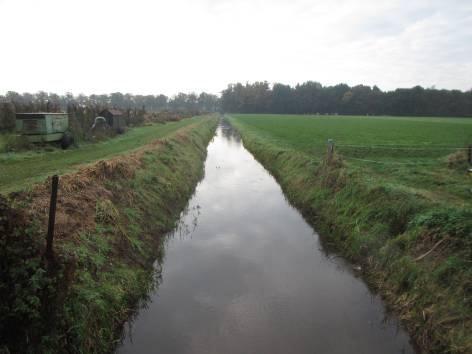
117, 121, 415, 354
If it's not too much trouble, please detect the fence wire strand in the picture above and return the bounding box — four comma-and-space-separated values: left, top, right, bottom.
308, 141, 471, 167
343, 156, 438, 166
336, 144, 469, 151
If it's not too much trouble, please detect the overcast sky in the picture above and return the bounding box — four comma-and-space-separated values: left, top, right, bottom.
1, 0, 471, 96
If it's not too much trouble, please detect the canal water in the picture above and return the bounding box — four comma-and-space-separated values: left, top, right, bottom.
117, 122, 415, 354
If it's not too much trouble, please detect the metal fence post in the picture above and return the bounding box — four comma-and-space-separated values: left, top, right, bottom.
46, 175, 59, 261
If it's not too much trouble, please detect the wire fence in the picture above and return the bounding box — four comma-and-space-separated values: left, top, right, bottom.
336, 144, 469, 151
317, 140, 472, 167
341, 156, 439, 166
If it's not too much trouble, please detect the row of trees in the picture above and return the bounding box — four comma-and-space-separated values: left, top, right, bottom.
0, 91, 220, 131
2, 82, 471, 131
221, 82, 472, 117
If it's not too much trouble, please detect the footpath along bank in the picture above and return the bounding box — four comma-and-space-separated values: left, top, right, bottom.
0, 116, 218, 353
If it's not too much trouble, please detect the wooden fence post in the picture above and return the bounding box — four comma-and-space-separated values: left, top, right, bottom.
46, 175, 59, 261
327, 139, 335, 163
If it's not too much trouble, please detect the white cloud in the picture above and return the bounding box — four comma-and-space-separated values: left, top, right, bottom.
0, 0, 470, 95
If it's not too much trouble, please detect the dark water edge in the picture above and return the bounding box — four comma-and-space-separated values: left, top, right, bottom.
116, 121, 416, 354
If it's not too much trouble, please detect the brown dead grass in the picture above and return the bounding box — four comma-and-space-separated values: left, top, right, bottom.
412, 231, 449, 262
12, 123, 196, 243
21, 157, 140, 241
144, 111, 195, 124
445, 149, 468, 168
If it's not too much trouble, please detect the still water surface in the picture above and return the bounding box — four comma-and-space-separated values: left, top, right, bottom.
117, 122, 415, 354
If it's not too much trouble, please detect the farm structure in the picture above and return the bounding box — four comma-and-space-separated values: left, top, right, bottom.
99, 109, 126, 133
15, 112, 70, 144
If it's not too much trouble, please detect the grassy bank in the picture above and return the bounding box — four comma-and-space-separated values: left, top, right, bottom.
230, 114, 471, 353
0, 118, 202, 193
0, 116, 218, 353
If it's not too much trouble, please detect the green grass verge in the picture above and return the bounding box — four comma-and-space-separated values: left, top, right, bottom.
230, 114, 471, 354
0, 118, 201, 193
0, 116, 218, 353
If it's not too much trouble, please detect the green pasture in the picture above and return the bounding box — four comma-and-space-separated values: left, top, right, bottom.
230, 114, 472, 205
230, 114, 472, 159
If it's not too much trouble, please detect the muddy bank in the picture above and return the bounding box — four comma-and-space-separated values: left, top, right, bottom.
0, 117, 218, 353
230, 118, 471, 354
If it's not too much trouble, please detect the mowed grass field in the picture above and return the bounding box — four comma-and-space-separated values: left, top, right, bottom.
230, 114, 472, 204
0, 117, 207, 193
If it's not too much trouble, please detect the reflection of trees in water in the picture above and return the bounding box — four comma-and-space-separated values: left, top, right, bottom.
220, 120, 241, 144
170, 204, 201, 240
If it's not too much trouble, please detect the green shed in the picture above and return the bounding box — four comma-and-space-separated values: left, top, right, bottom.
16, 112, 69, 143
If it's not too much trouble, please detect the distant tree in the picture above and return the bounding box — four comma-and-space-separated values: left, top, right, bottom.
0, 102, 16, 130
186, 93, 198, 112
221, 81, 472, 117
155, 94, 168, 111
110, 92, 124, 108
272, 83, 293, 113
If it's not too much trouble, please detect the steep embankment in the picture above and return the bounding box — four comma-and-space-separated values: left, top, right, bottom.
0, 116, 218, 353
231, 117, 471, 354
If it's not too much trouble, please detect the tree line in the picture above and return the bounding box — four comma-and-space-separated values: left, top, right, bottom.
0, 91, 220, 132
2, 82, 471, 133
221, 82, 472, 117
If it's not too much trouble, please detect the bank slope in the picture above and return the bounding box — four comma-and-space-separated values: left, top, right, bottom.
230, 116, 471, 354
0, 116, 218, 353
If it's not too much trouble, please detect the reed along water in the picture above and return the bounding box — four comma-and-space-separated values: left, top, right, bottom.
117, 121, 415, 354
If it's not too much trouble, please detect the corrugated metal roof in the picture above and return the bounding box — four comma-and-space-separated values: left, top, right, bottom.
104, 109, 124, 116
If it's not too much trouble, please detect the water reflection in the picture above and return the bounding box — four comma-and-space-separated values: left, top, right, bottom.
172, 205, 202, 240
117, 121, 415, 354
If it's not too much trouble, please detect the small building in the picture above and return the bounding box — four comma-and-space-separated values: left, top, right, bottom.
15, 112, 69, 143
99, 109, 126, 133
